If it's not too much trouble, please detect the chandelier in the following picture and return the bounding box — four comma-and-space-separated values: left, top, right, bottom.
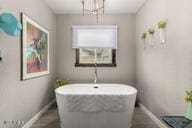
82, 0, 105, 23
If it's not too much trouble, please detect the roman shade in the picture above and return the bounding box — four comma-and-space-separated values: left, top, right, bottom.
72, 26, 118, 49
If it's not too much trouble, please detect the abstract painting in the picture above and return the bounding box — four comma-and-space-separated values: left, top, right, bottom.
21, 13, 49, 80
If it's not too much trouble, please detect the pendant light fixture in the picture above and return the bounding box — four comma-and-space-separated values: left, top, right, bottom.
82, 0, 105, 23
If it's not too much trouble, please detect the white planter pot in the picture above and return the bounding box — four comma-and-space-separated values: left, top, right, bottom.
143, 40, 146, 49
149, 35, 155, 47
159, 28, 166, 44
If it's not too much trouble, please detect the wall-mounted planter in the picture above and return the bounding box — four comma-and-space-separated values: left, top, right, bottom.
157, 21, 166, 44
142, 32, 147, 49
148, 28, 155, 46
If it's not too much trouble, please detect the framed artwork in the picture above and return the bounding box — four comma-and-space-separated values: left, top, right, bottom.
21, 13, 49, 80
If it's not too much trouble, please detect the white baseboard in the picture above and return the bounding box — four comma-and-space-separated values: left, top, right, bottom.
139, 103, 168, 128
22, 99, 56, 128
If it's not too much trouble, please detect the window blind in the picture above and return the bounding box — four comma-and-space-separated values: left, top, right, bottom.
72, 26, 118, 49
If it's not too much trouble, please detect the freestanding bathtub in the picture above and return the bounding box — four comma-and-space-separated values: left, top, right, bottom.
55, 84, 137, 128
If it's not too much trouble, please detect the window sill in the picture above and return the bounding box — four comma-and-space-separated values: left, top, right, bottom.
75, 63, 117, 67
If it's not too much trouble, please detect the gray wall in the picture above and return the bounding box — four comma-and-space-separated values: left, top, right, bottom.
135, 0, 192, 117
56, 14, 135, 85
0, 0, 57, 124
2, 0, 191, 124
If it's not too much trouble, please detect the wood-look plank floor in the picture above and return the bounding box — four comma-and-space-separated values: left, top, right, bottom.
31, 104, 159, 128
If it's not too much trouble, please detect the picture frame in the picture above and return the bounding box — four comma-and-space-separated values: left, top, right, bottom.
21, 13, 49, 80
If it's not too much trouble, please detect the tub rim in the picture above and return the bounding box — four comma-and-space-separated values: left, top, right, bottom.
55, 83, 137, 96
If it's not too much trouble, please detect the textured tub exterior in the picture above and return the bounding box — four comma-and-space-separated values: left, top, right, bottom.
55, 84, 137, 128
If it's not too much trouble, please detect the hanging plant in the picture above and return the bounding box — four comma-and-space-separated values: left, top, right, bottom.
142, 32, 147, 40
148, 28, 155, 46
185, 90, 192, 120
148, 28, 155, 35
157, 21, 167, 44
142, 32, 147, 49
157, 21, 166, 29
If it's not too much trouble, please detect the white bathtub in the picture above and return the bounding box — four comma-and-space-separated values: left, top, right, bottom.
55, 84, 137, 128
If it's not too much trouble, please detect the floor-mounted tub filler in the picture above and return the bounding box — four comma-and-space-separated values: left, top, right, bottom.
55, 84, 137, 128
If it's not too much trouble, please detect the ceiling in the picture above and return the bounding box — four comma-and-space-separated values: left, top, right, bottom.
44, 0, 147, 14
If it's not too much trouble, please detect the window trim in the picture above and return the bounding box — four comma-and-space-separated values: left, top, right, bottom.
75, 49, 117, 67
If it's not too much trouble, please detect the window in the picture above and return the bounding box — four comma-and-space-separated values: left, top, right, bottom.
75, 49, 116, 67
72, 25, 117, 67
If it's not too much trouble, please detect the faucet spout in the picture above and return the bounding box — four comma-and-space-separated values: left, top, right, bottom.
94, 63, 97, 84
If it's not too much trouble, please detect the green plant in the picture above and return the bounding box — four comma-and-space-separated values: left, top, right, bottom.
148, 28, 155, 35
185, 90, 192, 103
142, 32, 147, 40
54, 80, 68, 88
157, 21, 166, 29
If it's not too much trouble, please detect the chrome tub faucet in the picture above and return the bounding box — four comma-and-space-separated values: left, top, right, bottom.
94, 63, 98, 84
